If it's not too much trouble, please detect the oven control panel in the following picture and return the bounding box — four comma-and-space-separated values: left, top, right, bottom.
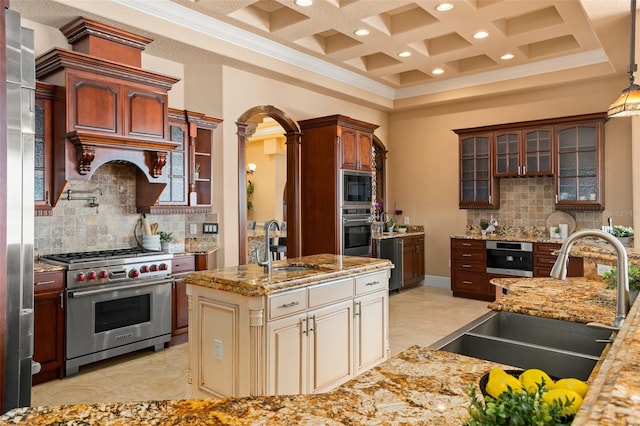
67, 261, 172, 289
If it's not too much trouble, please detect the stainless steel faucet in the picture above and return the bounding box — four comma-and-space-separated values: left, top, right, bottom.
257, 220, 280, 273
551, 229, 629, 338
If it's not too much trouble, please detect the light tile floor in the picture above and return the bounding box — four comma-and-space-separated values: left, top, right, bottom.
31, 285, 490, 407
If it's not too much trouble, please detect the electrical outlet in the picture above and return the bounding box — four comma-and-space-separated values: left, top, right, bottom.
214, 339, 223, 360
597, 264, 613, 276
189, 224, 197, 235
404, 216, 410, 225
203, 223, 218, 234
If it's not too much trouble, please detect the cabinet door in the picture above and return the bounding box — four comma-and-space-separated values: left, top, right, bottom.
34, 85, 53, 214
494, 131, 521, 177
340, 127, 359, 170
555, 121, 603, 209
158, 120, 188, 204
459, 133, 498, 208
123, 85, 167, 141
267, 313, 308, 396
172, 276, 189, 337
357, 131, 373, 171
67, 72, 120, 135
402, 237, 416, 286
354, 290, 388, 374
415, 236, 425, 278
33, 290, 64, 384
523, 127, 553, 176
308, 300, 353, 393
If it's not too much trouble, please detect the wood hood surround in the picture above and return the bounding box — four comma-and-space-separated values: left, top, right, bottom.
34, 17, 181, 208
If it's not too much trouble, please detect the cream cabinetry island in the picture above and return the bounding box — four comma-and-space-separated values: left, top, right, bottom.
183, 254, 392, 399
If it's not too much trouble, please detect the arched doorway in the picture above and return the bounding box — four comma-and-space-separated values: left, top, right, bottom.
237, 106, 301, 265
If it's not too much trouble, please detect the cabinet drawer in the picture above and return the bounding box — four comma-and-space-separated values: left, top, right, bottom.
451, 248, 485, 263
269, 288, 308, 320
451, 238, 485, 252
309, 278, 353, 308
172, 255, 195, 273
451, 259, 485, 273
34, 271, 64, 294
534, 243, 560, 257
355, 271, 388, 295
534, 254, 558, 269
451, 270, 488, 295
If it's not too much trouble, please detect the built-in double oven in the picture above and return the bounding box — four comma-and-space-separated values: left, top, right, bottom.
340, 170, 374, 257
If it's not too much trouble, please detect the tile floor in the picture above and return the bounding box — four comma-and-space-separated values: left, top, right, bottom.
30, 285, 490, 407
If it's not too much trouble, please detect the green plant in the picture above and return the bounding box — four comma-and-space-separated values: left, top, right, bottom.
480, 219, 489, 230
610, 225, 634, 237
602, 264, 640, 291
158, 231, 173, 243
194, 163, 201, 174
463, 382, 574, 426
246, 180, 254, 212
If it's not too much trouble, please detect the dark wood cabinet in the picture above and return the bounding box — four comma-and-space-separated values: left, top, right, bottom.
533, 242, 584, 277
402, 235, 424, 288
555, 119, 605, 210
171, 254, 195, 344
299, 115, 379, 256
450, 238, 494, 301
34, 82, 56, 216
140, 109, 221, 214
456, 132, 499, 209
33, 270, 65, 385
455, 113, 606, 210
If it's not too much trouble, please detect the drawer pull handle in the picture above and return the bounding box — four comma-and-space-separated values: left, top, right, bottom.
35, 280, 56, 286
462, 254, 472, 257
462, 264, 473, 268
365, 280, 380, 286
462, 243, 472, 246
280, 301, 300, 308
462, 280, 473, 285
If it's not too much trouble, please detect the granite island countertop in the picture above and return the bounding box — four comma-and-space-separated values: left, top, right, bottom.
183, 253, 393, 297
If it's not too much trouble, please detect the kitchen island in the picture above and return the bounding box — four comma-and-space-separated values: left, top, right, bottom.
4, 257, 640, 424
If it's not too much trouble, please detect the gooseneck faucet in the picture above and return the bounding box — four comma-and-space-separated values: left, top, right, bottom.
257, 220, 280, 273
551, 229, 629, 337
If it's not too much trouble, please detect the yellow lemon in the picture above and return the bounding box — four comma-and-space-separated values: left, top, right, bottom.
486, 370, 523, 399
555, 378, 589, 398
542, 388, 584, 416
519, 368, 556, 393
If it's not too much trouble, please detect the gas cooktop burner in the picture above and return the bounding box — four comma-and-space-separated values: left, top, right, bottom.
42, 247, 162, 263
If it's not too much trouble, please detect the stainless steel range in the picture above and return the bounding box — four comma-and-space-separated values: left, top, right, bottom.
41, 248, 174, 376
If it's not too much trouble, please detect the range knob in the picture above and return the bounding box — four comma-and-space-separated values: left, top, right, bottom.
140, 265, 150, 273
129, 269, 140, 278
99, 270, 108, 279
159, 263, 168, 271
76, 272, 86, 282
87, 271, 97, 280
150, 264, 159, 272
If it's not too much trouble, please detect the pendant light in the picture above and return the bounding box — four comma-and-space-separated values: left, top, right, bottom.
608, 0, 640, 117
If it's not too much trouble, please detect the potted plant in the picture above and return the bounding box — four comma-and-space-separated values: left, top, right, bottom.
395, 224, 408, 234
194, 163, 201, 179
550, 226, 562, 239
480, 219, 489, 236
602, 263, 640, 304
385, 218, 395, 232
609, 225, 634, 247
158, 231, 173, 252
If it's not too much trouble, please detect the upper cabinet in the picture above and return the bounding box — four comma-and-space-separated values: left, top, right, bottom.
341, 126, 374, 171
494, 127, 553, 177
555, 119, 604, 210
34, 82, 57, 216
140, 108, 222, 214
457, 132, 499, 209
454, 113, 606, 210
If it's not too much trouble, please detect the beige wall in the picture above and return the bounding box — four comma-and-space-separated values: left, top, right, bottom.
388, 77, 634, 279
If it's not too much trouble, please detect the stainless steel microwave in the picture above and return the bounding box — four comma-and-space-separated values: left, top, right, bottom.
341, 170, 373, 206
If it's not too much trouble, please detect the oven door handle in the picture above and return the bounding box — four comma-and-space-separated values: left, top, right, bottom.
68, 278, 171, 298
343, 217, 373, 224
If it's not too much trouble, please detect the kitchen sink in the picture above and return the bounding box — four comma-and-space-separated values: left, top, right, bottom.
430, 311, 611, 381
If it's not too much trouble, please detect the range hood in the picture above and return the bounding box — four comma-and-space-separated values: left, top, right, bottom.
35, 17, 180, 207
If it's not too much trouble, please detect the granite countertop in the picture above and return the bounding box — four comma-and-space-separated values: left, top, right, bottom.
373, 230, 424, 240
452, 233, 566, 244
0, 346, 511, 425
33, 261, 65, 274
183, 254, 393, 297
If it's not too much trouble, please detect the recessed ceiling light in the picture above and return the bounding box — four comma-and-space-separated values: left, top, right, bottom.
295, 0, 312, 6
432, 68, 444, 75
473, 31, 489, 39
501, 53, 514, 60
436, 3, 454, 12
398, 51, 412, 58
354, 28, 369, 36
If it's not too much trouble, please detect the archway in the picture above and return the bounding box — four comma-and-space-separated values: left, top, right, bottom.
237, 106, 301, 265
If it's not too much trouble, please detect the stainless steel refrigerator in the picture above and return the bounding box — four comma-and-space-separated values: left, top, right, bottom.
3, 8, 36, 411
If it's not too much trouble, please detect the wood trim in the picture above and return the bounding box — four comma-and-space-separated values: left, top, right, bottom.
453, 112, 607, 135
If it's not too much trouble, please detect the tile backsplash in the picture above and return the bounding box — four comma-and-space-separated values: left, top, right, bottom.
35, 163, 218, 255
467, 177, 603, 231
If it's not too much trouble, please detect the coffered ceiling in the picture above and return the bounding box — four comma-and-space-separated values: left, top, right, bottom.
10, 0, 637, 110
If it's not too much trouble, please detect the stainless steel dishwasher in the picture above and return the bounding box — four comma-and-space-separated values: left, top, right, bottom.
376, 238, 403, 291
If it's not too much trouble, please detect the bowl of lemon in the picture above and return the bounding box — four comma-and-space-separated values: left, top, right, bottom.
468, 367, 589, 425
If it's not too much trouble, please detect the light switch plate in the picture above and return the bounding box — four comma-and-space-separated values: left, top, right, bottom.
403, 217, 410, 225
189, 224, 197, 235
203, 223, 218, 234
597, 264, 613, 276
